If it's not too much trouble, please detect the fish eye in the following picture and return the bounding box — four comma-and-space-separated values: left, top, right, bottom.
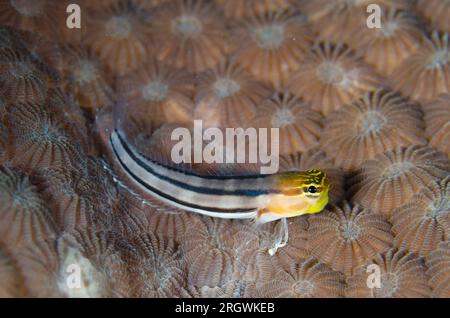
308, 186, 317, 193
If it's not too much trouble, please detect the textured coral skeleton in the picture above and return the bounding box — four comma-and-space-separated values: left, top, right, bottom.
0, 0, 449, 298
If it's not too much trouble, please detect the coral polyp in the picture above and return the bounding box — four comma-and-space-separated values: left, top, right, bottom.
349, 8, 425, 76
194, 59, 271, 128
426, 241, 450, 298
181, 217, 240, 287
346, 249, 431, 298
153, 0, 231, 73
392, 176, 449, 256
423, 93, 450, 155
321, 89, 426, 172
253, 91, 323, 155
5, 101, 84, 171
307, 201, 393, 276
288, 42, 383, 115
0, 167, 56, 247
392, 31, 450, 103
349, 146, 450, 218
118, 232, 187, 297
119, 59, 194, 126
0, 244, 24, 297
257, 257, 346, 298
0, 0, 58, 36
215, 0, 290, 18
84, 0, 154, 76
59, 46, 114, 111
233, 8, 312, 88
416, 0, 450, 32
0, 48, 48, 103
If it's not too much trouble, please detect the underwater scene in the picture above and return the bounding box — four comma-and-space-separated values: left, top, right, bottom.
0, 0, 448, 298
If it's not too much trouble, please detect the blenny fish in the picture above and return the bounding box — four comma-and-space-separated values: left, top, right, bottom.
109, 129, 330, 254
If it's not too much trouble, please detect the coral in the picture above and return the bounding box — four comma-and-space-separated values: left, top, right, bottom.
257, 257, 346, 298
0, 244, 25, 297
0, 0, 59, 37
426, 241, 450, 297
5, 101, 84, 171
234, 218, 310, 282
307, 201, 393, 276
83, 0, 154, 76
15, 30, 61, 83
186, 280, 258, 298
416, 0, 450, 32
321, 89, 426, 172
423, 93, 450, 154
118, 59, 194, 127
40, 166, 106, 233
288, 42, 383, 115
181, 217, 241, 287
45, 88, 90, 153
194, 59, 271, 128
252, 91, 323, 155
392, 176, 449, 256
349, 146, 450, 218
346, 249, 431, 297
349, 8, 425, 76
0, 167, 56, 247
233, 8, 312, 88
392, 31, 450, 103
58, 46, 114, 111
0, 48, 48, 103
298, 0, 414, 43
152, 0, 232, 73
279, 147, 345, 203
56, 230, 129, 297
215, 0, 291, 18
117, 232, 187, 297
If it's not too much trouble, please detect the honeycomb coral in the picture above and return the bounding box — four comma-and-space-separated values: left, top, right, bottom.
152, 0, 232, 73
298, 0, 414, 44
181, 217, 241, 287
416, 0, 450, 32
392, 176, 449, 256
288, 42, 384, 115
321, 89, 426, 172
392, 31, 450, 103
233, 8, 312, 88
348, 8, 425, 76
346, 249, 431, 298
117, 232, 187, 297
0, 0, 449, 299
0, 244, 24, 297
307, 201, 393, 276
58, 46, 114, 112
5, 101, 84, 171
119, 59, 194, 126
349, 146, 450, 218
84, 0, 154, 76
257, 257, 346, 298
423, 93, 450, 155
194, 59, 271, 128
426, 241, 450, 297
57, 230, 129, 297
0, 0, 58, 37
215, 0, 290, 18
0, 167, 56, 247
253, 91, 323, 155
0, 48, 48, 103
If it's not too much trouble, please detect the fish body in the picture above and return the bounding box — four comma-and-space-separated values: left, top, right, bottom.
110, 129, 329, 224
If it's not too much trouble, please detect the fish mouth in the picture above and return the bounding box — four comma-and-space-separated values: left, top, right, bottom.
306, 194, 320, 199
